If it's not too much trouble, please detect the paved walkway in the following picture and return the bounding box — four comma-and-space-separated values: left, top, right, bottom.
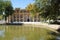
23, 22, 60, 30
23, 22, 60, 33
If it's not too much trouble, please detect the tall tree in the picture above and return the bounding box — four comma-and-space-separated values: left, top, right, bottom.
35, 0, 60, 20
26, 3, 39, 22
5, 3, 13, 20
0, 0, 4, 15
0, 0, 13, 20
4, 1, 13, 16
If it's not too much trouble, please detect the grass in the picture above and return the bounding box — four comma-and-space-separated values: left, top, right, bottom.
0, 25, 56, 40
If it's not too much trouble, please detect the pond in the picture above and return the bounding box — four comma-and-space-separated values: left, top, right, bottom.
13, 36, 26, 40
0, 25, 56, 40
56, 36, 60, 40
0, 30, 5, 37
39, 37, 45, 40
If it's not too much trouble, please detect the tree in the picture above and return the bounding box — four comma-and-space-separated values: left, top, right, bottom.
0, 0, 4, 15
35, 0, 49, 21
0, 0, 13, 20
50, 0, 60, 20
44, 0, 60, 20
5, 4, 13, 20
0, 0, 11, 14
26, 3, 39, 22
35, 0, 60, 20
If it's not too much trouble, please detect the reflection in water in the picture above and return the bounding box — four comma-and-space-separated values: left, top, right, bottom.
40, 37, 45, 40
0, 25, 57, 40
0, 30, 5, 37
49, 31, 60, 40
56, 36, 60, 40
13, 36, 26, 40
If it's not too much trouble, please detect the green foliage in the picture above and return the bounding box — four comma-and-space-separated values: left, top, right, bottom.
0, 0, 13, 15
0, 0, 4, 15
5, 4, 13, 17
26, 3, 39, 16
35, 0, 60, 20
0, 0, 13, 20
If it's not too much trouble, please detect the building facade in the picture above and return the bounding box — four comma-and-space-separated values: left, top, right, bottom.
6, 8, 40, 23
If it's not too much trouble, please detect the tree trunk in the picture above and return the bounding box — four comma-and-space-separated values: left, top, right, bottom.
33, 17, 34, 22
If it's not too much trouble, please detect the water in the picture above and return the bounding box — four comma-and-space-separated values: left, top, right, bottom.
0, 30, 5, 37
13, 36, 26, 40
40, 37, 45, 40
56, 36, 60, 40
0, 25, 56, 40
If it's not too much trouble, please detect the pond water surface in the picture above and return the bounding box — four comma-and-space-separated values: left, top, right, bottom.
13, 36, 26, 40
0, 30, 5, 37
0, 25, 56, 40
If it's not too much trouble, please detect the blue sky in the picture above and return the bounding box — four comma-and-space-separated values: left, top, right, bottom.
11, 0, 34, 9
